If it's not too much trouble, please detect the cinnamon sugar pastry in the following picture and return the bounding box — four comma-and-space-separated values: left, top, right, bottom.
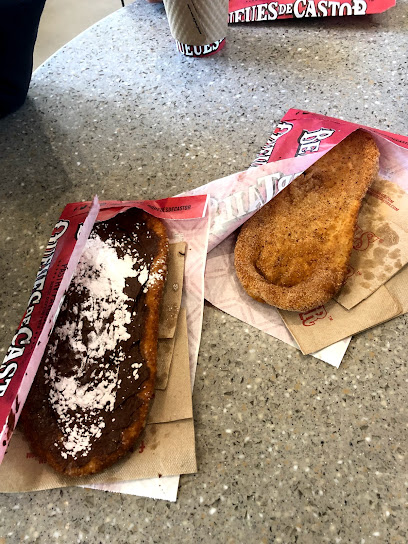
234, 130, 379, 312
21, 208, 168, 476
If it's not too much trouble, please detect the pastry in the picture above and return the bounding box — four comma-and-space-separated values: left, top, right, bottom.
234, 130, 380, 311
20, 207, 168, 476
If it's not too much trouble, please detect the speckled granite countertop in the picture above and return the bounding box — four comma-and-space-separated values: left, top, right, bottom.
0, 1, 407, 542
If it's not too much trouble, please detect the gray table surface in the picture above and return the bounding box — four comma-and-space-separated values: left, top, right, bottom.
1, 1, 407, 542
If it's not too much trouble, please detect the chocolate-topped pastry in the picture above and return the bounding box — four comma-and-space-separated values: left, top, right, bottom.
20, 208, 168, 476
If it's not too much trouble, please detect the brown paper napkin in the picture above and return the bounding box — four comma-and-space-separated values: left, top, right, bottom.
0, 308, 195, 492
386, 264, 408, 312
0, 419, 196, 492
155, 242, 187, 388
149, 309, 193, 424
335, 178, 408, 309
156, 336, 177, 390
159, 242, 187, 339
280, 286, 402, 355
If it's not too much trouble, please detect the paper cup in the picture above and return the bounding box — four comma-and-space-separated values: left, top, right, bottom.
163, 0, 229, 58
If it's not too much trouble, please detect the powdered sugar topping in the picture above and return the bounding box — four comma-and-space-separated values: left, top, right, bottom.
45, 231, 151, 459
143, 257, 167, 293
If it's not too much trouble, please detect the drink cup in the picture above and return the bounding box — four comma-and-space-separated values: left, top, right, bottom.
163, 0, 229, 58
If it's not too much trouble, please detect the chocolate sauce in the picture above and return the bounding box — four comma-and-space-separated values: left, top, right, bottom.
21, 208, 160, 470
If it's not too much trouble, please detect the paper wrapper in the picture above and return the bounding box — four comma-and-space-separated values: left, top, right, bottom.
280, 287, 402, 355
163, 0, 228, 57
228, 0, 395, 22
335, 178, 408, 309
84, 475, 181, 502
0, 197, 100, 465
280, 249, 408, 355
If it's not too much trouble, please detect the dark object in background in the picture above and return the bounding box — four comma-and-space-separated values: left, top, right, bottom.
0, 0, 46, 118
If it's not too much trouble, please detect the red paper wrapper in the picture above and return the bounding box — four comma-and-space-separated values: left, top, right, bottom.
229, 0, 395, 21
253, 109, 408, 167
0, 195, 208, 464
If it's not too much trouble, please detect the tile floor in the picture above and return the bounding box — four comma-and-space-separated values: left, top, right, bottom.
34, 0, 126, 69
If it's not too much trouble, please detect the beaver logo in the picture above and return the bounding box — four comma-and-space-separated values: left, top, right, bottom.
353, 225, 379, 251
299, 306, 327, 326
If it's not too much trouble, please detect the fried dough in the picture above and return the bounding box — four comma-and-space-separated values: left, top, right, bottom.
21, 208, 168, 476
234, 130, 379, 312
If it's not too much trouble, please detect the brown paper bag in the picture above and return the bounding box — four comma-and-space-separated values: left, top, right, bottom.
159, 242, 187, 339
280, 286, 401, 355
335, 178, 408, 309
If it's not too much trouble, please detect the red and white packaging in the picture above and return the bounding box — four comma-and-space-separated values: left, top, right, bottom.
0, 195, 210, 466
183, 109, 408, 367
253, 109, 408, 163
229, 0, 395, 22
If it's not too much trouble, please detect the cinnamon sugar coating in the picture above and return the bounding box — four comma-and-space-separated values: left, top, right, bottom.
234, 130, 380, 312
